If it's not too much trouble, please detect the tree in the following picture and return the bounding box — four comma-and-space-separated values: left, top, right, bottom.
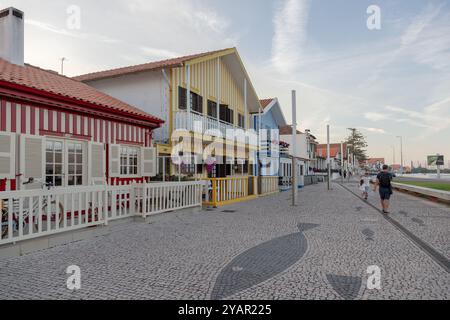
346, 128, 368, 161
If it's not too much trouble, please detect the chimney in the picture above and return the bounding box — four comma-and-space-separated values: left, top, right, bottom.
0, 7, 24, 66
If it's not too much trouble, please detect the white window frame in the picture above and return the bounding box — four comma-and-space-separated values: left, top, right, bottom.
119, 145, 140, 178
45, 137, 87, 187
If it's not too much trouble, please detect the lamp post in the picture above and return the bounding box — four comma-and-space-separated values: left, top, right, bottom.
291, 90, 298, 206
397, 136, 404, 174
327, 125, 331, 190
340, 142, 344, 183
392, 146, 396, 166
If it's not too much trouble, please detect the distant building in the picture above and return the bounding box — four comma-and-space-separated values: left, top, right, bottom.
316, 143, 348, 170
364, 158, 385, 171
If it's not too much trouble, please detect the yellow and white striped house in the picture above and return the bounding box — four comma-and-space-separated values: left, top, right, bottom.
74, 48, 262, 183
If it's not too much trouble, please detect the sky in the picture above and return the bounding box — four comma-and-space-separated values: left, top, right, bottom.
2, 0, 450, 167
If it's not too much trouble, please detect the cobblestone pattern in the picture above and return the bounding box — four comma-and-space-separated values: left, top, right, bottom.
348, 182, 450, 259
326, 274, 362, 300
211, 224, 318, 299
0, 183, 449, 300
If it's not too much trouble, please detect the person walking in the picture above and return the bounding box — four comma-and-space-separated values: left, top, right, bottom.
374, 165, 393, 214
359, 172, 370, 200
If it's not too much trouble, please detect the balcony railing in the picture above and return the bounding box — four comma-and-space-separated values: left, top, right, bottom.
175, 111, 242, 138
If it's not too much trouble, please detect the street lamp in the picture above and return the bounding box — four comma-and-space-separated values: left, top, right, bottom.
391, 146, 396, 166
396, 136, 404, 174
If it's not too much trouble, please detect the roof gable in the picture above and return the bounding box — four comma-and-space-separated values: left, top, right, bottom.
73, 47, 262, 113
254, 98, 287, 127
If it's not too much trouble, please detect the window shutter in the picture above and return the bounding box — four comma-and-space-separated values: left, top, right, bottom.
0, 132, 16, 179
89, 142, 105, 185
109, 144, 120, 178
20, 134, 44, 180
141, 147, 156, 177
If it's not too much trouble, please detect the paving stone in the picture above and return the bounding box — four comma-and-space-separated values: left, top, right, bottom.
0, 183, 448, 300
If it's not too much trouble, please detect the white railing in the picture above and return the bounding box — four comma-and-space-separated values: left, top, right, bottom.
136, 181, 204, 217
0, 186, 107, 245
259, 176, 280, 195
0, 181, 205, 246
174, 111, 236, 137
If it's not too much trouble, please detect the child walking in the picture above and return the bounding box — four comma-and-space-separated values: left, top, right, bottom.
359, 172, 371, 200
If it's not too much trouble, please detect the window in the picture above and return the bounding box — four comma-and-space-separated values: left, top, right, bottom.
191, 92, 203, 114
67, 141, 83, 186
178, 86, 187, 110
120, 146, 139, 175
238, 114, 245, 128
179, 86, 203, 113
219, 104, 228, 122
46, 140, 63, 187
45, 139, 85, 187
219, 104, 234, 124
207, 100, 217, 118
228, 109, 234, 125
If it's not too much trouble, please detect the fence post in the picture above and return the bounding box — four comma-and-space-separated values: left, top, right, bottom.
142, 182, 148, 218
212, 179, 217, 207
130, 182, 136, 216
104, 184, 109, 226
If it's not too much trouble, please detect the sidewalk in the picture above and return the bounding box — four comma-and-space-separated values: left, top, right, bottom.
0, 183, 448, 300
345, 180, 450, 260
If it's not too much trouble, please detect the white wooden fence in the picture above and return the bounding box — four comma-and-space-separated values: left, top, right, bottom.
259, 176, 280, 195
0, 181, 204, 246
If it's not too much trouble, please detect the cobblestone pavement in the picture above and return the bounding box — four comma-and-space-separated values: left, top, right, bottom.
0, 182, 449, 300
346, 181, 450, 260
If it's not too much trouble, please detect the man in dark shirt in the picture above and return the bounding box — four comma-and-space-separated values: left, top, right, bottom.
375, 165, 393, 214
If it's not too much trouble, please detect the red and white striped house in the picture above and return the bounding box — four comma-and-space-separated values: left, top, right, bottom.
0, 7, 163, 192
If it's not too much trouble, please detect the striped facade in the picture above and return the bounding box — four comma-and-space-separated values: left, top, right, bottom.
0, 97, 154, 191
171, 58, 248, 128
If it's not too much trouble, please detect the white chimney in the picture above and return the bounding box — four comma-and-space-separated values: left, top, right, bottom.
0, 7, 24, 66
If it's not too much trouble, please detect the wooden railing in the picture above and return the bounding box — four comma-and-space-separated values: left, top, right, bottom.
0, 181, 204, 246
203, 176, 257, 207
136, 181, 204, 216
259, 176, 280, 195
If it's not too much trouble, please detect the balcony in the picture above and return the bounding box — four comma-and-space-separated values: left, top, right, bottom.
174, 111, 243, 138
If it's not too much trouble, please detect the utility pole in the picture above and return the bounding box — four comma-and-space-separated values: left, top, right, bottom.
291, 90, 298, 206
327, 125, 331, 190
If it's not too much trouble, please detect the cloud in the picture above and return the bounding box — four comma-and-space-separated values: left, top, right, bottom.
364, 112, 389, 122
385, 103, 450, 132
361, 127, 387, 134
26, 19, 122, 44
139, 47, 180, 60
401, 3, 443, 46
271, 0, 311, 74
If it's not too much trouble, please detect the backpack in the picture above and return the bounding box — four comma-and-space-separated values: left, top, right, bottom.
378, 172, 391, 188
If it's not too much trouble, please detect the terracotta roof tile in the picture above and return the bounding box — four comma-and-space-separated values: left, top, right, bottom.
279, 125, 302, 135
73, 48, 233, 82
259, 98, 275, 109
0, 58, 163, 124
317, 143, 348, 158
